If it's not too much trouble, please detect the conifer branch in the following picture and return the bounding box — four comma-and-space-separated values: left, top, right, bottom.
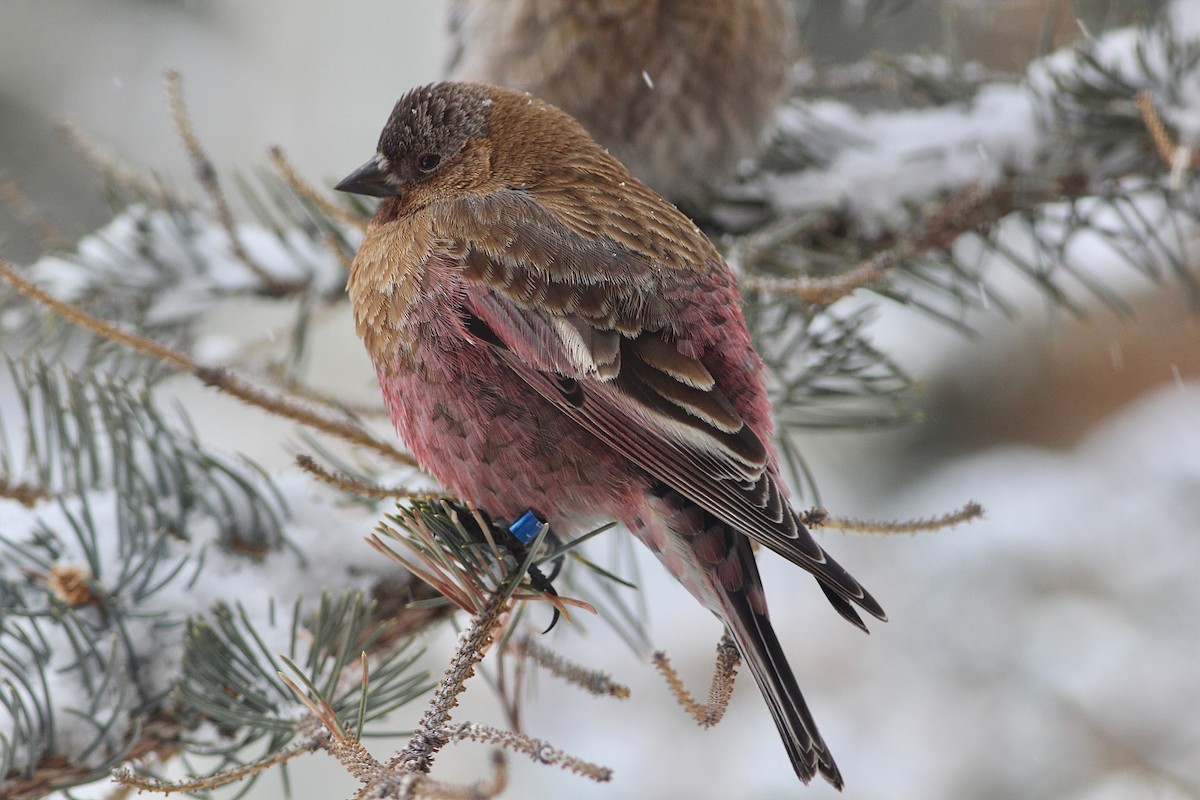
391, 587, 509, 775
739, 249, 896, 303
444, 723, 609, 782
56, 123, 176, 206
164, 71, 302, 295
268, 146, 369, 232
0, 258, 418, 467
112, 734, 326, 795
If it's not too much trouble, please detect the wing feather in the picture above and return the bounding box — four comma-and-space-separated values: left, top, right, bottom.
430, 194, 884, 620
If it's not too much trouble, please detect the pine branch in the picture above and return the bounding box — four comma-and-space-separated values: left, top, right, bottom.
0, 361, 440, 798
164, 71, 303, 296
174, 593, 431, 760
0, 258, 418, 468
0, 359, 287, 551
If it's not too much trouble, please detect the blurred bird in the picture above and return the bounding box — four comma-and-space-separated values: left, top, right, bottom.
337, 81, 884, 789
446, 0, 796, 206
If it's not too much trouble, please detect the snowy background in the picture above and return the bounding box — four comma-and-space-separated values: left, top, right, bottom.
2, 1, 1199, 799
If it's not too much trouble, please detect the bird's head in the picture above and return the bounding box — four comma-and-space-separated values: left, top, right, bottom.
335, 82, 501, 211
337, 81, 625, 214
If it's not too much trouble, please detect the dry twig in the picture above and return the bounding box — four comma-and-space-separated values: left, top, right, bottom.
269, 145, 370, 231
1135, 89, 1200, 175
511, 635, 630, 699
0, 174, 72, 251
296, 454, 429, 500
165, 71, 301, 295
652, 633, 741, 727
816, 501, 984, 535
740, 250, 896, 303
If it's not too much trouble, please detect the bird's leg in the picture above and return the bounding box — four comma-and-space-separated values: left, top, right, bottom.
652, 632, 741, 728
505, 510, 565, 633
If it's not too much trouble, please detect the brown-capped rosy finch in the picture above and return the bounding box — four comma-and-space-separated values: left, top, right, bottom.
446, 0, 796, 205
336, 81, 883, 789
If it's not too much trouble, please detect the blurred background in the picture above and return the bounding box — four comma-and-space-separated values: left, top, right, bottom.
2, 1, 1198, 799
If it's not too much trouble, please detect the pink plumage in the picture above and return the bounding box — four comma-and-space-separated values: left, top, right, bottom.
338, 81, 884, 789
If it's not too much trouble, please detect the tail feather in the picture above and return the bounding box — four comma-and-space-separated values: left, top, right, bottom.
636, 487, 868, 789
794, 510, 888, 625
819, 581, 867, 632
722, 579, 845, 789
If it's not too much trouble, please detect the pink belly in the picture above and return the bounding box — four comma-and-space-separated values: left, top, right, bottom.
378, 343, 640, 533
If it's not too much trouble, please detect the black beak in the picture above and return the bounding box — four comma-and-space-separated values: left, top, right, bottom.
335, 156, 398, 197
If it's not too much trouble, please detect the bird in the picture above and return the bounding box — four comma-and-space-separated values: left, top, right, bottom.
445, 0, 796, 207
336, 81, 884, 789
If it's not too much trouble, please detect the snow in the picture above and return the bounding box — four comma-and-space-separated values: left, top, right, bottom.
16, 204, 353, 333
766, 4, 1200, 241
768, 82, 1042, 235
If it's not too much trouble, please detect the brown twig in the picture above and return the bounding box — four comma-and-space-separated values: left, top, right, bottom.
740, 250, 896, 303
729, 210, 876, 306
730, 179, 1024, 306
112, 733, 326, 795
0, 258, 418, 467
413, 749, 510, 799
817, 501, 984, 535
57, 123, 175, 205
512, 635, 631, 699
268, 145, 369, 232
1, 714, 183, 800
165, 71, 301, 295
447, 722, 611, 782
353, 750, 509, 800
0, 174, 72, 251
734, 169, 1119, 319
390, 588, 510, 775
652, 633, 741, 728
1135, 89, 1200, 173
296, 454, 427, 500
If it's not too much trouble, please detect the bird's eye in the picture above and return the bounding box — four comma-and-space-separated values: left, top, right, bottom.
417, 153, 441, 172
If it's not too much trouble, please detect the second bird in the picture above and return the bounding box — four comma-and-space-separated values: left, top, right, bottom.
447, 0, 796, 205
337, 81, 884, 789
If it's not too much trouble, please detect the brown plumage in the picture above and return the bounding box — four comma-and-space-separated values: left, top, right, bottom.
446, 0, 796, 204
338, 81, 883, 789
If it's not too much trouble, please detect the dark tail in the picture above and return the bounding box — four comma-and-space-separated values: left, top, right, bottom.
721, 581, 844, 790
